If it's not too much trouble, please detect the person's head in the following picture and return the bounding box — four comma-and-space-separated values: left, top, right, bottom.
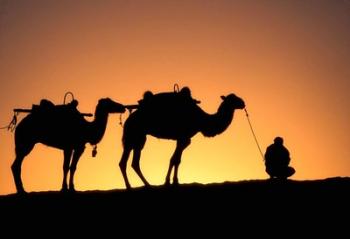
274, 136, 284, 145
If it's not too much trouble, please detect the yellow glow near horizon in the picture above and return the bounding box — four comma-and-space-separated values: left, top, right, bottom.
0, 0, 349, 194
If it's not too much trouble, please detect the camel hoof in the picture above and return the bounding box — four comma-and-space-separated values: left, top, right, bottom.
164, 183, 170, 188
143, 183, 152, 189
171, 183, 179, 188
164, 177, 171, 185
124, 182, 132, 190
16, 189, 27, 196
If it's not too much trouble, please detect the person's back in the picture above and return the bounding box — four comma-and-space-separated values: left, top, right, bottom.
264, 137, 295, 179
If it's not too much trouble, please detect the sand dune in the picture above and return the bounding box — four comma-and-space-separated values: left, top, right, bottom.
1, 177, 348, 234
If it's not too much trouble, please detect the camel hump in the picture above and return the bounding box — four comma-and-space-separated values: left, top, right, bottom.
138, 87, 200, 109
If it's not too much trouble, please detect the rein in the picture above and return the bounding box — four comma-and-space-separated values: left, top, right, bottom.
244, 108, 265, 161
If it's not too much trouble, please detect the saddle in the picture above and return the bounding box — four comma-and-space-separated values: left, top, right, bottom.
14, 99, 92, 117
138, 87, 201, 109
26, 99, 83, 122
32, 99, 78, 112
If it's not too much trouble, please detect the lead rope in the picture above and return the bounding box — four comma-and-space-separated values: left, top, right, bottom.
244, 108, 265, 161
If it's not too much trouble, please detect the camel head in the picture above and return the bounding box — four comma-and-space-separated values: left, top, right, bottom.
220, 94, 245, 110
97, 98, 126, 113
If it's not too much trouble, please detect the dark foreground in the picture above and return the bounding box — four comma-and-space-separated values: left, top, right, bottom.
1, 177, 349, 234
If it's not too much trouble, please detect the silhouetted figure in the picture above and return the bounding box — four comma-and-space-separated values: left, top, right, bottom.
119, 87, 245, 189
264, 137, 295, 180
12, 98, 125, 194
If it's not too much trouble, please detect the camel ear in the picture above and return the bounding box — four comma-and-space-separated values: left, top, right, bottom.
221, 95, 226, 100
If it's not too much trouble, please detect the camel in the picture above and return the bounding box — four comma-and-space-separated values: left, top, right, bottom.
12, 98, 125, 193
119, 88, 245, 189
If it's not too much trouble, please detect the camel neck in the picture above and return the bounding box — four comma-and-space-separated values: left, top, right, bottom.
200, 102, 234, 137
88, 106, 109, 145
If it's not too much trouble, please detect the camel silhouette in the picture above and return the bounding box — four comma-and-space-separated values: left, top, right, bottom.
119, 88, 245, 189
12, 98, 125, 193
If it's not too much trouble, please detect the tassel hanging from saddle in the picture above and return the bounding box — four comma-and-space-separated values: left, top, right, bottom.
92, 145, 97, 157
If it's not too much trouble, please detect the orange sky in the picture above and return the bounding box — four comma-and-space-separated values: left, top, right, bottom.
0, 0, 349, 195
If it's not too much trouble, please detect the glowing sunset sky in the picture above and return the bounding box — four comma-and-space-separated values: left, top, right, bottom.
0, 0, 349, 195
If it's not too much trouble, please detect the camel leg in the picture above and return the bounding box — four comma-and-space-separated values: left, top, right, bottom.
165, 138, 191, 185
11, 155, 26, 194
68, 146, 85, 192
11, 143, 35, 194
165, 159, 174, 185
173, 138, 191, 185
132, 148, 150, 187
61, 149, 73, 192
119, 147, 132, 189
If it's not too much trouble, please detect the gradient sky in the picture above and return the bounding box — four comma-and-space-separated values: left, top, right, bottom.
0, 0, 349, 195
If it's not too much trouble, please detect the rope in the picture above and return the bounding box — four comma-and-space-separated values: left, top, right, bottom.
0, 112, 18, 132
244, 108, 265, 161
119, 113, 123, 128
